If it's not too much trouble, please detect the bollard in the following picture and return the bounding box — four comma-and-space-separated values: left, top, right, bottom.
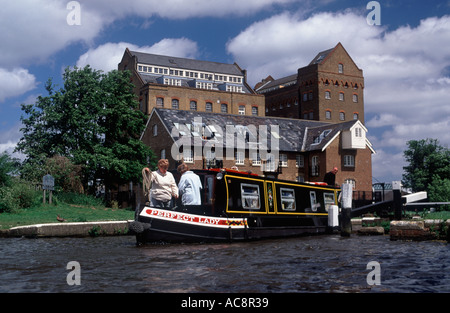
392, 181, 402, 220
340, 183, 353, 237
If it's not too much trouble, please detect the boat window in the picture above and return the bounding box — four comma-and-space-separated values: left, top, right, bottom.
204, 175, 214, 205
310, 191, 320, 212
323, 192, 335, 212
241, 183, 261, 210
280, 188, 296, 211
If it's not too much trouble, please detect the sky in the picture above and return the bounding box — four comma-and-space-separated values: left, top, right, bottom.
1, 0, 449, 185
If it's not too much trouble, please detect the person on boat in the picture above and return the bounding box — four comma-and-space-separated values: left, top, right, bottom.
324, 167, 338, 186
177, 162, 202, 205
143, 159, 178, 208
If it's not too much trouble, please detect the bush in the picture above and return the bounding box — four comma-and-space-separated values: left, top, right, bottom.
0, 180, 40, 213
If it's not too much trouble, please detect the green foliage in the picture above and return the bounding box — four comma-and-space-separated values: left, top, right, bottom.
427, 176, 450, 210
402, 139, 450, 195
56, 192, 104, 207
0, 178, 40, 213
15, 66, 156, 195
0, 152, 20, 187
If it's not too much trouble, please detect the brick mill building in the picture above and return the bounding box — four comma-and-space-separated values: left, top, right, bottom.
118, 42, 374, 196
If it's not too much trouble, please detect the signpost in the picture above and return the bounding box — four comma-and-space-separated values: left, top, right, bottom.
42, 174, 55, 204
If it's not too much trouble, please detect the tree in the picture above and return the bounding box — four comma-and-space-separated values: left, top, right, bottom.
402, 139, 450, 196
16, 66, 156, 195
0, 152, 20, 187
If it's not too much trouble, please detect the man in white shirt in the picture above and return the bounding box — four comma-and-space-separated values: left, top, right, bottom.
177, 163, 202, 205
144, 159, 178, 209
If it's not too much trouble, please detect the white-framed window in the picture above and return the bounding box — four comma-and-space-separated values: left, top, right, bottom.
311, 156, 319, 176
183, 149, 194, 163
296, 155, 304, 168
280, 154, 288, 167
344, 179, 356, 189
171, 99, 179, 109
205, 102, 213, 112
190, 101, 197, 111
221, 103, 228, 113
252, 153, 261, 166
235, 151, 245, 165
339, 92, 344, 101
156, 97, 164, 108
226, 85, 243, 93
355, 127, 363, 137
353, 113, 359, 120
280, 188, 296, 211
324, 192, 336, 212
340, 111, 345, 121
310, 191, 320, 212
344, 155, 355, 167
353, 94, 358, 103
160, 149, 166, 160
325, 110, 331, 120
252, 106, 258, 116
338, 63, 344, 74
241, 183, 261, 210
325, 91, 331, 99
164, 78, 181, 86
239, 105, 245, 115
263, 153, 276, 172
196, 82, 213, 90
152, 124, 157, 136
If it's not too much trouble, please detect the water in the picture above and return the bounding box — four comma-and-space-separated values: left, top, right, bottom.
0, 235, 449, 293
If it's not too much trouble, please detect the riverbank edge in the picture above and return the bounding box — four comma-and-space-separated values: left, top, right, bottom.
0, 220, 134, 238
1, 218, 448, 241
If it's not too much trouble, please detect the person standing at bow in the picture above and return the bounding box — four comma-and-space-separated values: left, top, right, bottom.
143, 159, 178, 209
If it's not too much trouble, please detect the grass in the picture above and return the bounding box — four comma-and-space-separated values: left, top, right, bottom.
0, 202, 134, 230
406, 210, 450, 220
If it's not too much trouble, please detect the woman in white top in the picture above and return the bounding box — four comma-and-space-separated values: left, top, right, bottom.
143, 159, 178, 208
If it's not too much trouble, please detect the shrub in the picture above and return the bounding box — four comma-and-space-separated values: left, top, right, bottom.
0, 179, 40, 213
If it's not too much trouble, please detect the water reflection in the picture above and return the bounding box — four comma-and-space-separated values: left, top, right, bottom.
0, 235, 448, 293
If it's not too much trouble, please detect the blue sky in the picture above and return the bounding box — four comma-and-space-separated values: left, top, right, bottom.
1, 0, 450, 184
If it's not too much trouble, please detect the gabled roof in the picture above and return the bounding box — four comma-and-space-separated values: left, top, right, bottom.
129, 50, 244, 76
255, 74, 297, 93
309, 47, 335, 65
143, 108, 374, 153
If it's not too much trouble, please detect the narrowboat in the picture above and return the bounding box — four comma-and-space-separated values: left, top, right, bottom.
130, 168, 340, 244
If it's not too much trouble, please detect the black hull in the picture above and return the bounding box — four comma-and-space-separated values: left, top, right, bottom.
131, 206, 328, 244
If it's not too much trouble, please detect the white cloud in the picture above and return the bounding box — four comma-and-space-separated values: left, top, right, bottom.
0, 68, 36, 102
83, 0, 304, 20
371, 149, 405, 183
0, 123, 24, 159
76, 38, 199, 72
0, 0, 103, 67
1, 0, 305, 68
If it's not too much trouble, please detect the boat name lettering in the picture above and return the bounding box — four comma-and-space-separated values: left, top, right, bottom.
145, 209, 221, 225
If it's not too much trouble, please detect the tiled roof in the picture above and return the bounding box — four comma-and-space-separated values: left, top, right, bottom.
130, 51, 244, 76
149, 108, 361, 153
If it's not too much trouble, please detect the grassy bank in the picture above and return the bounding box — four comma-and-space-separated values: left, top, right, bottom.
0, 202, 134, 230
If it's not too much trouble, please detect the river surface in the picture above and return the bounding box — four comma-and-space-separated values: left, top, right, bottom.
0, 234, 449, 293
